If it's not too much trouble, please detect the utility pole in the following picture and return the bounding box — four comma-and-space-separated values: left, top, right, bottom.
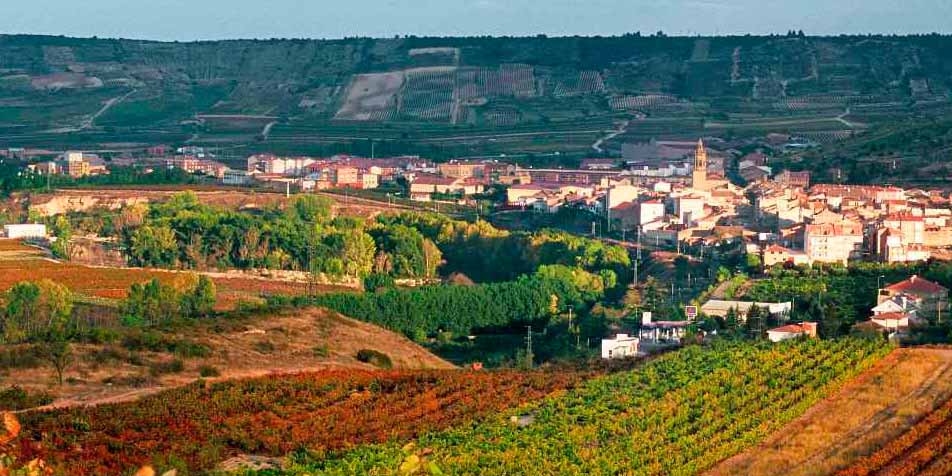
592, 221, 596, 238
525, 325, 533, 369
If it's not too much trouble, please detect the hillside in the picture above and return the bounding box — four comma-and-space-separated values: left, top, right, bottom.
706, 347, 952, 476
0, 34, 950, 157
5, 307, 452, 409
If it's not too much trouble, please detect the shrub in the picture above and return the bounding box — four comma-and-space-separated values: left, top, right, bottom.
148, 359, 185, 377
254, 341, 276, 353
355, 349, 392, 369
0, 346, 40, 370
198, 365, 220, 378
313, 345, 330, 358
0, 385, 54, 410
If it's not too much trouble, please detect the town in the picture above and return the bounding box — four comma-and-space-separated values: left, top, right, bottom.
2, 19, 952, 476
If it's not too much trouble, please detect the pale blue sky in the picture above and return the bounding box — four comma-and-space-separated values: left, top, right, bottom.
1, 0, 949, 41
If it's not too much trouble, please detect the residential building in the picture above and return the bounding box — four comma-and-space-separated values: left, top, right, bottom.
775, 170, 811, 188
763, 244, 809, 267
879, 276, 949, 322
600, 334, 640, 359
804, 221, 864, 265
766, 322, 818, 342
438, 161, 485, 179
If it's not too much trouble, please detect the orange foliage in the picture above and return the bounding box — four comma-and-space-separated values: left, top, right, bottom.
17, 369, 585, 475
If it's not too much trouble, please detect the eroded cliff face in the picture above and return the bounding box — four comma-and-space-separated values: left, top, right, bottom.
30, 192, 151, 217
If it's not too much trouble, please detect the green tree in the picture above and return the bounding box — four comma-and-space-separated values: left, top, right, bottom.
49, 215, 73, 260
182, 275, 216, 318
1, 280, 73, 343
122, 278, 181, 326
128, 225, 179, 267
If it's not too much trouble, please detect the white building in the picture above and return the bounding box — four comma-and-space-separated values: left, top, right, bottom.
600, 334, 640, 359
4, 224, 47, 239
222, 169, 252, 185
767, 322, 818, 342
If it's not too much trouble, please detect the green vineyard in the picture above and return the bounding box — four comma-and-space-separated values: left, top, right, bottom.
286, 339, 890, 476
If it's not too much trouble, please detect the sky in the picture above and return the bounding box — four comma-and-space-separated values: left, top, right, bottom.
0, 0, 950, 41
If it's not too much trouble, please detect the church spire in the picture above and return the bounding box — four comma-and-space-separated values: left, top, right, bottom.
694, 138, 707, 170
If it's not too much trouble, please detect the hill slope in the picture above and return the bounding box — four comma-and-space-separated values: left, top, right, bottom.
7, 307, 453, 409
0, 34, 950, 155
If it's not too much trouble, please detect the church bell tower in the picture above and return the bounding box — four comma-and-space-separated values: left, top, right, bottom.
692, 138, 708, 190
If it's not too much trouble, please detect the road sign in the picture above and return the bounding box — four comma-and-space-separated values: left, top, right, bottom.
685, 305, 698, 320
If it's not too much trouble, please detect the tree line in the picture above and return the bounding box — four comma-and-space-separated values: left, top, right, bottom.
274, 265, 606, 338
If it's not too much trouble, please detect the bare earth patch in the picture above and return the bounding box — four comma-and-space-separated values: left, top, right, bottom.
706, 347, 952, 476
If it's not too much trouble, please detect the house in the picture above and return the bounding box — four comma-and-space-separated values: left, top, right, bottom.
437, 161, 485, 179
4, 224, 47, 239
700, 300, 793, 321
767, 322, 818, 342
869, 312, 915, 333
600, 334, 640, 359
775, 170, 811, 188
763, 244, 809, 267
674, 195, 706, 226
410, 174, 483, 198
739, 166, 772, 183
879, 276, 949, 322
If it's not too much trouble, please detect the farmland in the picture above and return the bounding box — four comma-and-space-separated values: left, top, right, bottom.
706, 347, 952, 476
285, 339, 889, 476
0, 34, 948, 157
15, 368, 585, 475
0, 239, 318, 310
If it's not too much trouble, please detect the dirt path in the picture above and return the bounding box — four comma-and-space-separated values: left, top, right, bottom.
592, 120, 629, 153
81, 89, 137, 130
706, 347, 952, 476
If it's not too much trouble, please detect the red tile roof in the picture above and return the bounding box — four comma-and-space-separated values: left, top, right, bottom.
884, 276, 947, 295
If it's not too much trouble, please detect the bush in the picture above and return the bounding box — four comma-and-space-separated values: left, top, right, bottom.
198, 365, 220, 377
313, 345, 330, 358
0, 345, 41, 370
254, 341, 276, 353
0, 385, 54, 410
148, 359, 185, 376
355, 349, 392, 369
363, 273, 396, 292
173, 341, 212, 359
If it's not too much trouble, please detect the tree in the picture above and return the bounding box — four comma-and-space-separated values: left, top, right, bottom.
745, 304, 767, 339
37, 333, 72, 386
725, 307, 740, 334
49, 215, 73, 260
339, 230, 376, 278
182, 275, 216, 318
122, 279, 181, 326
128, 225, 179, 267
2, 280, 73, 343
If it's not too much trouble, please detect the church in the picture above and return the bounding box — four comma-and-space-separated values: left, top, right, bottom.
691, 139, 730, 192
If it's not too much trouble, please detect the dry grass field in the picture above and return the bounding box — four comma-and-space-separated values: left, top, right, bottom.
8, 308, 452, 409
706, 347, 952, 476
